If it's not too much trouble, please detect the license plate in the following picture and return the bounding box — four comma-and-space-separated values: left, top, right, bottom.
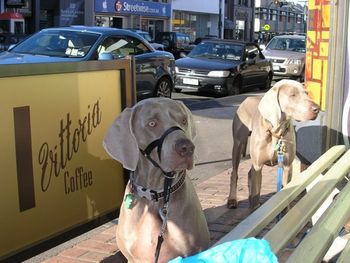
183, 78, 199, 85
273, 65, 280, 71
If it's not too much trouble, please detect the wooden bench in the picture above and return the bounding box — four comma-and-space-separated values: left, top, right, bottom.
215, 145, 350, 262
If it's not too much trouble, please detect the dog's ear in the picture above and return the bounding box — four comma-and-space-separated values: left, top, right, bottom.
258, 84, 281, 129
103, 107, 139, 171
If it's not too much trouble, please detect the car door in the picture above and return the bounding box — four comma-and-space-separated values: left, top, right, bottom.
96, 36, 156, 98
241, 44, 268, 89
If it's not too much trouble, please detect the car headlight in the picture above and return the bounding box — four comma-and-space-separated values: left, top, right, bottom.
287, 59, 302, 65
175, 66, 179, 73
207, 70, 230, 77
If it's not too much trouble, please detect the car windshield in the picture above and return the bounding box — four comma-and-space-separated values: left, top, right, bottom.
10, 30, 100, 57
138, 32, 152, 42
266, 37, 306, 53
188, 42, 244, 61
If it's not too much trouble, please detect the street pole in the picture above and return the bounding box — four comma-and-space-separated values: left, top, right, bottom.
266, 1, 274, 43
218, 0, 222, 39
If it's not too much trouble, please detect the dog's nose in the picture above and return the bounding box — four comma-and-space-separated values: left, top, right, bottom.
312, 104, 320, 114
175, 138, 195, 157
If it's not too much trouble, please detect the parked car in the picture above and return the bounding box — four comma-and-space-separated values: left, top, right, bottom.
175, 39, 273, 96
193, 35, 218, 45
127, 29, 165, 50
261, 34, 306, 82
0, 33, 28, 52
155, 32, 195, 58
0, 26, 175, 100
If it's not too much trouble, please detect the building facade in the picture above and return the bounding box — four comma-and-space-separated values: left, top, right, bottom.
0, 0, 172, 38
170, 0, 223, 41
224, 0, 255, 42
0, 0, 306, 42
94, 0, 171, 39
254, 0, 306, 43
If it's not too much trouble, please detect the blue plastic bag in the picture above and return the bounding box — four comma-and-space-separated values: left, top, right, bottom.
169, 238, 278, 263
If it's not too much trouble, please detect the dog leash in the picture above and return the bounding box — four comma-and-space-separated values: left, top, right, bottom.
154, 174, 174, 263
275, 138, 285, 192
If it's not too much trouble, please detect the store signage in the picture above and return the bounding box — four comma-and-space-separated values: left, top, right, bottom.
60, 0, 85, 26
263, 24, 271, 31
0, 63, 127, 260
95, 0, 171, 18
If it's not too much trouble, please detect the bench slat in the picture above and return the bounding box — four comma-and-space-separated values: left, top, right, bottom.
215, 145, 346, 246
264, 149, 350, 253
337, 237, 350, 262
286, 180, 350, 262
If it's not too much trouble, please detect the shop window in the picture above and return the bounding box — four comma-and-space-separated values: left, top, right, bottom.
238, 0, 248, 6
0, 20, 10, 33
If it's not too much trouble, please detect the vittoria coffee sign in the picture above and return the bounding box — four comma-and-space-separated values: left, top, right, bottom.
0, 62, 132, 260
39, 99, 102, 194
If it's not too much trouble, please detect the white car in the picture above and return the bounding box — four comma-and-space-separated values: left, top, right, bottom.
261, 34, 306, 82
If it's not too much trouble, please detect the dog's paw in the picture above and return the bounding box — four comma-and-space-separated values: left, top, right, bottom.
249, 195, 262, 211
227, 199, 238, 209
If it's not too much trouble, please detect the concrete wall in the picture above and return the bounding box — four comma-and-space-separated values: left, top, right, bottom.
172, 0, 220, 14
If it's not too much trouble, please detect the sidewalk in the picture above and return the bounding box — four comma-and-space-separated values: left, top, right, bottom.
41, 158, 277, 263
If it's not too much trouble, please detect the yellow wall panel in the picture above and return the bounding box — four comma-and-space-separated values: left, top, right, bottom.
306, 81, 322, 104
320, 42, 329, 57
322, 5, 330, 28
321, 30, 329, 40
313, 59, 323, 80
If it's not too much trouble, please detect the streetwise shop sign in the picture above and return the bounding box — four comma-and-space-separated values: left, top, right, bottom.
95, 0, 171, 18
0, 63, 130, 260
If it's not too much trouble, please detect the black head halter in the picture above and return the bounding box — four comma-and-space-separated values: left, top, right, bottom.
139, 126, 184, 177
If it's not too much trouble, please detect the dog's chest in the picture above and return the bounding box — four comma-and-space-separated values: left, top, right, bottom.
264, 138, 294, 166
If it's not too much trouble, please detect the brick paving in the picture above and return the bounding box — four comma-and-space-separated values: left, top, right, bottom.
42, 158, 277, 263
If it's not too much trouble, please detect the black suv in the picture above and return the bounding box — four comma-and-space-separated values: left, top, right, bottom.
155, 32, 194, 58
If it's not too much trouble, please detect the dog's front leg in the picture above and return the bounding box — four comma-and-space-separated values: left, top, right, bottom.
248, 165, 263, 210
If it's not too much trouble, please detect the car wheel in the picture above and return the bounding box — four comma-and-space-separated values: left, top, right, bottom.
261, 73, 272, 90
228, 78, 241, 96
155, 77, 172, 98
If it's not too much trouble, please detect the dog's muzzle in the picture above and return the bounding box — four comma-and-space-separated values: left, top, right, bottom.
139, 126, 186, 177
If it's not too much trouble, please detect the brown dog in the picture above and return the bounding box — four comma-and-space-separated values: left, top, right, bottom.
227, 79, 320, 209
103, 98, 209, 263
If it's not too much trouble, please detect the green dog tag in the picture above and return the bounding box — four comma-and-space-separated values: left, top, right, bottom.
124, 193, 135, 209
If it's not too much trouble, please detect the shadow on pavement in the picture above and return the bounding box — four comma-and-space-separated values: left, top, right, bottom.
204, 192, 276, 245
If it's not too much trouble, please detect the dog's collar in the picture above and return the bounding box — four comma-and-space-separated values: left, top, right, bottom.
264, 119, 291, 139
130, 170, 186, 201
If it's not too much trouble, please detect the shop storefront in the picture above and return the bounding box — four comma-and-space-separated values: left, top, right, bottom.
94, 0, 171, 39
171, 0, 222, 41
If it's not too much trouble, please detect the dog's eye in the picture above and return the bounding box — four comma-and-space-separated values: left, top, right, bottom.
182, 118, 188, 125
148, 120, 157, 127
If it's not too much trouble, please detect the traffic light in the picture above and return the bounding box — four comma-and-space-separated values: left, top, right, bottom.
273, 0, 287, 7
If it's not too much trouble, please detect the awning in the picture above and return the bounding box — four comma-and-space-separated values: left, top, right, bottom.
0, 12, 24, 20
224, 19, 235, 30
